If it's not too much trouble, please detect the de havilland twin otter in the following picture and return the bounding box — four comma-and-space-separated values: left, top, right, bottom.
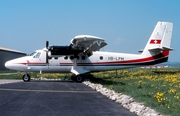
5, 21, 173, 82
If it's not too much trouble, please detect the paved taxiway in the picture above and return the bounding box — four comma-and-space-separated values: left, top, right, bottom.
0, 80, 136, 116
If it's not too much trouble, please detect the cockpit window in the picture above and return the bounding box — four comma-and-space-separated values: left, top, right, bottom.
34, 52, 41, 58
30, 52, 37, 56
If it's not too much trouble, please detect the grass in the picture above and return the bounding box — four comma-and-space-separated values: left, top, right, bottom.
0, 70, 71, 80
1, 68, 180, 115
91, 68, 180, 116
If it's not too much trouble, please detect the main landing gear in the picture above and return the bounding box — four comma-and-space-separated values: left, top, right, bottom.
22, 73, 31, 82
71, 74, 84, 83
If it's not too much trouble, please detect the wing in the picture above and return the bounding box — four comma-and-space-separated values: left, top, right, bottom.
70, 35, 107, 54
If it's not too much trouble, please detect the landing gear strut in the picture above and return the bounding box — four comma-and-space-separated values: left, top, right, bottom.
22, 74, 31, 82
71, 74, 84, 83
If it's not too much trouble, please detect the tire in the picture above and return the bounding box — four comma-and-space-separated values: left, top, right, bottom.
75, 75, 84, 83
71, 74, 76, 81
22, 74, 30, 82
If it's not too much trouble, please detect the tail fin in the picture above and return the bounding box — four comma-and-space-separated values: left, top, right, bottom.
142, 21, 173, 56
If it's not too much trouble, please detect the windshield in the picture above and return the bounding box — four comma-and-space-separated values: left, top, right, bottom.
34, 52, 41, 58
30, 52, 37, 56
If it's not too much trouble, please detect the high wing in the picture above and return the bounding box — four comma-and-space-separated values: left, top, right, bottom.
47, 35, 107, 57
70, 35, 107, 55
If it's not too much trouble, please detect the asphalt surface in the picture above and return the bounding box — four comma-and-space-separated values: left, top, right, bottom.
0, 80, 136, 116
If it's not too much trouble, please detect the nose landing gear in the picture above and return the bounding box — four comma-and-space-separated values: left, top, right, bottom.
22, 73, 31, 82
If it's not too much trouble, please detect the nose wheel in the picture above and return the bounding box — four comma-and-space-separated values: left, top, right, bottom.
22, 74, 31, 82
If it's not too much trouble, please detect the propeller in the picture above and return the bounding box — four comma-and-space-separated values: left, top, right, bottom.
46, 41, 49, 49
46, 41, 49, 64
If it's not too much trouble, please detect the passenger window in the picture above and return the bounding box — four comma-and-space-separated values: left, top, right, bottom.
81, 56, 86, 60
64, 56, 68, 60
100, 56, 103, 60
70, 56, 74, 60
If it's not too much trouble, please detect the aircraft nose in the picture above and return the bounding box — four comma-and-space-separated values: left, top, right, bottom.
5, 60, 14, 69
5, 58, 28, 71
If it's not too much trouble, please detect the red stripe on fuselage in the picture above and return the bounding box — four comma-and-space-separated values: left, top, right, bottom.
18, 62, 47, 65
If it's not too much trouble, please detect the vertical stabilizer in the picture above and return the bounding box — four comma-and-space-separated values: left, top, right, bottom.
142, 22, 173, 56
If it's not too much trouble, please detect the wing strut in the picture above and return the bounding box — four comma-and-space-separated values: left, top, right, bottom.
71, 57, 89, 75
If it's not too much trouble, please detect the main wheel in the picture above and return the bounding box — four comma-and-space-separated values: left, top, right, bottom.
71, 74, 76, 81
75, 75, 84, 83
22, 74, 30, 82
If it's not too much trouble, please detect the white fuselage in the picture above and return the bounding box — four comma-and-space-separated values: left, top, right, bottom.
5, 49, 168, 74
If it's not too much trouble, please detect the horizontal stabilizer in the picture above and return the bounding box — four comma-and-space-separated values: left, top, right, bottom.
138, 49, 143, 53
148, 46, 173, 51
162, 46, 173, 51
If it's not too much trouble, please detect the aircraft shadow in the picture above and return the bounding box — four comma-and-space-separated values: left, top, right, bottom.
30, 79, 74, 83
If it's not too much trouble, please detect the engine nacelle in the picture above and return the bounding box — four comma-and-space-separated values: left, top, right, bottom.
48, 46, 82, 57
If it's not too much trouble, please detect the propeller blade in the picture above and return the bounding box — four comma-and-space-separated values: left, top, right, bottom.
46, 52, 48, 64
46, 41, 49, 49
46, 41, 49, 64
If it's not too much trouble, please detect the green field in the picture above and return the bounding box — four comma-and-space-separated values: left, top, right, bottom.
1, 68, 180, 116
91, 68, 180, 116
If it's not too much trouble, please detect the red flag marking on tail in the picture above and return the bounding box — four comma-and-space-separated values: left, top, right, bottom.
150, 39, 161, 44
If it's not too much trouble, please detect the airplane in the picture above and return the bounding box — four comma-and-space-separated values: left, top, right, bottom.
5, 21, 173, 82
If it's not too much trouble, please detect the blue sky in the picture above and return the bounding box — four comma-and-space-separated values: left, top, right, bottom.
0, 0, 180, 62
